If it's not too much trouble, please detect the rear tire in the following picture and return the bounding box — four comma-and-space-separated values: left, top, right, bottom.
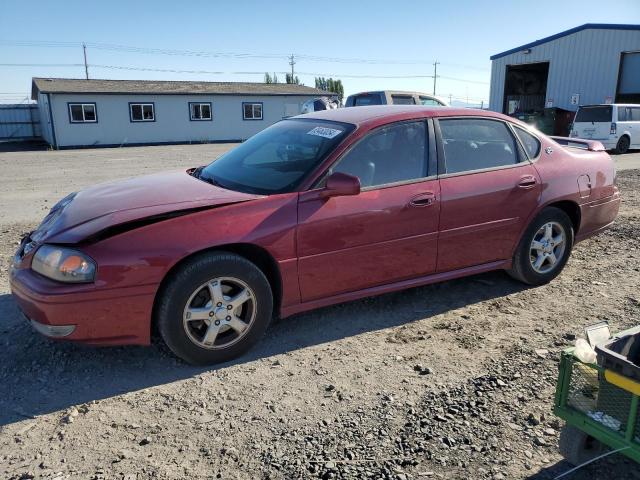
156, 252, 273, 365
613, 135, 630, 155
558, 425, 604, 466
508, 207, 574, 286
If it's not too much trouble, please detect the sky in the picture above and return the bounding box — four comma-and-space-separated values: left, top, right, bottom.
1, 0, 639, 105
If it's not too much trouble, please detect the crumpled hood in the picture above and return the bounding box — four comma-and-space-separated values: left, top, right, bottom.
36, 170, 262, 244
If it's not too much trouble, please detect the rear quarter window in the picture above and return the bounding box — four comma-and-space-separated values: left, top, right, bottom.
513, 126, 541, 158
575, 106, 612, 123
420, 97, 443, 106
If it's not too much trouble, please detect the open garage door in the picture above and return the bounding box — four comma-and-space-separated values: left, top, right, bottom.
502, 62, 549, 115
616, 51, 640, 104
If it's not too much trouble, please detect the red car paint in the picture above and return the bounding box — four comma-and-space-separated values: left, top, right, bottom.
10, 106, 621, 346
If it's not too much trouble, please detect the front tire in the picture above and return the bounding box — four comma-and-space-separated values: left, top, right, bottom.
156, 252, 273, 365
613, 135, 630, 155
508, 207, 574, 286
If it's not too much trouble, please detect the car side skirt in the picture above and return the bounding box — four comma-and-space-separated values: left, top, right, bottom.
280, 259, 511, 318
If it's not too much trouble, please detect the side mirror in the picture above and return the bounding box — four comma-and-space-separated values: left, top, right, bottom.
321, 172, 361, 198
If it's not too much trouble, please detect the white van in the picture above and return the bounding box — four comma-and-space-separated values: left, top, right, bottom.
570, 104, 640, 154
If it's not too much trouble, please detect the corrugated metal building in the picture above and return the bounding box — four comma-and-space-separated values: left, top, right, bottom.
489, 24, 640, 124
0, 104, 40, 141
31, 78, 335, 148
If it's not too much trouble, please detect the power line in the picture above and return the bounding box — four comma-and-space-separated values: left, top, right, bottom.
439, 75, 488, 85
0, 39, 490, 71
0, 62, 490, 84
0, 63, 85, 67
93, 65, 226, 74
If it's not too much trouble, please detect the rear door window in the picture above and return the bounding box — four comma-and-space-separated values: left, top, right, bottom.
439, 119, 520, 174
353, 94, 383, 106
391, 95, 416, 105
631, 107, 640, 121
575, 106, 612, 123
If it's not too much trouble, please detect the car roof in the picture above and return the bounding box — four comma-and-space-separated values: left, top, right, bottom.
348, 90, 439, 97
296, 105, 512, 127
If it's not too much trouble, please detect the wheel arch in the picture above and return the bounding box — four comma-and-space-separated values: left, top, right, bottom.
151, 243, 283, 337
511, 199, 581, 260
544, 200, 581, 235
615, 134, 631, 153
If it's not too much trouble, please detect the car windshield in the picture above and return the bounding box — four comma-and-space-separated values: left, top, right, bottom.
575, 106, 612, 123
199, 119, 353, 195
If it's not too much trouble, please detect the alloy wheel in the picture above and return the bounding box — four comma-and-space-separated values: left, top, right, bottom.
529, 221, 567, 274
182, 277, 256, 349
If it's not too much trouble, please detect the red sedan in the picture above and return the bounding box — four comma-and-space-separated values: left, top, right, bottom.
10, 106, 620, 364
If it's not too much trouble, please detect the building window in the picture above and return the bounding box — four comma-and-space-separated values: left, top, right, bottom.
243, 102, 263, 120
129, 103, 155, 122
68, 103, 97, 123
189, 102, 212, 121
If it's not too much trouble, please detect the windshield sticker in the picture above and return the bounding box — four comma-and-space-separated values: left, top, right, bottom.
307, 126, 342, 139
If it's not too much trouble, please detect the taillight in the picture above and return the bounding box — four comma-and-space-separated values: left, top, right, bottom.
610, 122, 617, 134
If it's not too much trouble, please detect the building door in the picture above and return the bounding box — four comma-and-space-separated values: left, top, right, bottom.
502, 62, 549, 115
616, 51, 640, 104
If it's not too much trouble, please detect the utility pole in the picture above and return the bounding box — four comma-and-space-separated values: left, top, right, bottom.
82, 43, 89, 80
449, 93, 452, 105
289, 54, 295, 79
432, 60, 439, 95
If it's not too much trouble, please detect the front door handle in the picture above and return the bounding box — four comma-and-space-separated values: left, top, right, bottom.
517, 176, 538, 189
409, 192, 436, 207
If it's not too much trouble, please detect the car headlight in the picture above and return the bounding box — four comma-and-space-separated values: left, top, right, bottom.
31, 245, 96, 283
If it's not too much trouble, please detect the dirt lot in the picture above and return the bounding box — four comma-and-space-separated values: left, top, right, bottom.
1, 145, 639, 480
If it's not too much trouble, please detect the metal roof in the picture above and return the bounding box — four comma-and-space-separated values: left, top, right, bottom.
490, 23, 640, 60
31, 77, 334, 99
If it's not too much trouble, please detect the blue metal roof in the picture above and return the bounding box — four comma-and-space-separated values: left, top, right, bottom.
490, 23, 640, 60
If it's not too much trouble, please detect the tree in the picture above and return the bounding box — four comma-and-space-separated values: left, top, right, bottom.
315, 77, 344, 104
264, 73, 279, 84
285, 73, 301, 85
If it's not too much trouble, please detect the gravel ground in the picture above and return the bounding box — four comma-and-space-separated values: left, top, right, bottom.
0, 144, 639, 479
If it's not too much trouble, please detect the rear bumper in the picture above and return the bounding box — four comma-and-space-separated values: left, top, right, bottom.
576, 190, 621, 243
9, 267, 156, 346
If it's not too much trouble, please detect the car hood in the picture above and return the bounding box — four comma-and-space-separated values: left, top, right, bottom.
35, 170, 262, 244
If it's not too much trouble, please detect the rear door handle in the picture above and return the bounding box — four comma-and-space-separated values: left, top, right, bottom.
409, 192, 436, 207
517, 176, 538, 189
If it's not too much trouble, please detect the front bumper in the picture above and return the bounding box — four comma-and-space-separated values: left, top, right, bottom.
10, 266, 156, 346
